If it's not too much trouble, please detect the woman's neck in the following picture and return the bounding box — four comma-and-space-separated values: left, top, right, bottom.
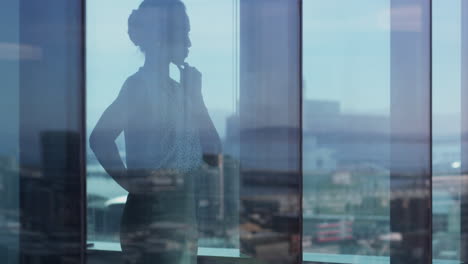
142, 52, 170, 78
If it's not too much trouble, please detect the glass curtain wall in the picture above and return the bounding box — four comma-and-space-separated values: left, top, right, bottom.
86, 0, 301, 264
433, 0, 461, 262
0, 1, 19, 263
3, 0, 468, 264
0, 0, 86, 264
239, 1, 301, 263
461, 0, 468, 263
302, 0, 391, 261
302, 1, 432, 264
19, 0, 86, 263
85, 0, 243, 261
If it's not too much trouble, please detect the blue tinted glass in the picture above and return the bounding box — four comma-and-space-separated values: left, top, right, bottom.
433, 0, 461, 261
461, 0, 468, 263
0, 0, 85, 263
303, 1, 432, 264
87, 1, 300, 263
0, 1, 19, 263
303, 0, 391, 260
4, 1, 462, 264
86, 2, 238, 261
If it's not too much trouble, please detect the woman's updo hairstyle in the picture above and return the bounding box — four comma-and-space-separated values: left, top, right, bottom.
128, 0, 187, 52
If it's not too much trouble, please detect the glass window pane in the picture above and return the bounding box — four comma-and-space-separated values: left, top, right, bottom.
433, 0, 461, 262
303, 1, 431, 263
86, 1, 301, 264
461, 0, 468, 263
239, 0, 301, 263
0, 0, 85, 263
86, 0, 241, 254
0, 1, 19, 263
303, 0, 391, 259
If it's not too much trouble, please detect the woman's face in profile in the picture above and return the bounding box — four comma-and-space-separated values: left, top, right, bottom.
169, 13, 191, 66
140, 7, 191, 66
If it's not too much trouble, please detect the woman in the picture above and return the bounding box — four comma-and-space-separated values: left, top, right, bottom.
90, 0, 221, 263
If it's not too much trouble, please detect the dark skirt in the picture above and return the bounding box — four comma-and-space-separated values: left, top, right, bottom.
120, 171, 198, 264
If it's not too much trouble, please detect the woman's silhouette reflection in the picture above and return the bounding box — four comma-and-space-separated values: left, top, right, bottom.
90, 0, 221, 263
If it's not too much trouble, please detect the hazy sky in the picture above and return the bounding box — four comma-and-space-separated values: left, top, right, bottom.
87, 0, 238, 137
305, 0, 460, 116
86, 0, 461, 137
0, 0, 461, 157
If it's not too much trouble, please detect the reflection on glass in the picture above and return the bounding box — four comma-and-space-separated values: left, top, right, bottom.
461, 0, 468, 263
87, 0, 300, 263
2, 0, 86, 263
433, 0, 461, 261
238, 1, 301, 264
87, 0, 241, 262
89, 0, 222, 263
303, 1, 432, 263
303, 0, 391, 258
0, 1, 19, 263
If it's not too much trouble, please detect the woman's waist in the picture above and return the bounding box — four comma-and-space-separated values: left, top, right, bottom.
126, 153, 202, 171
124, 167, 199, 194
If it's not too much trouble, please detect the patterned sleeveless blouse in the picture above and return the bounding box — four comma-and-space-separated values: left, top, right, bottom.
121, 67, 203, 173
